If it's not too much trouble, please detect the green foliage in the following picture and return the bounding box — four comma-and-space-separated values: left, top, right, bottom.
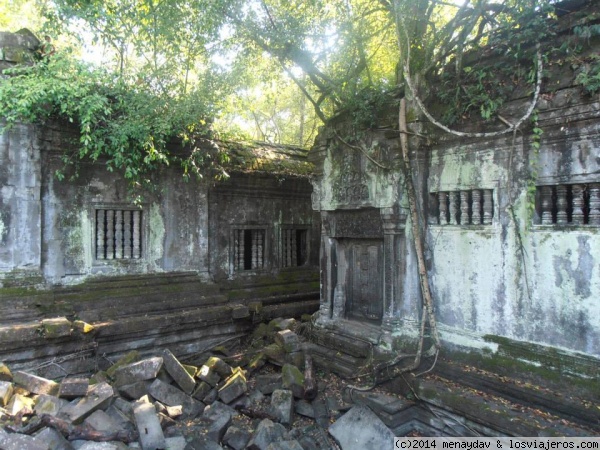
526, 110, 543, 223
0, 50, 228, 188
345, 86, 397, 130
574, 55, 600, 95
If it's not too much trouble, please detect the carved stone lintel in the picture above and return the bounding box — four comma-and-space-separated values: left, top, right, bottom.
540, 186, 554, 225
571, 184, 584, 225
471, 190, 481, 225
438, 192, 448, 225
556, 185, 568, 224
460, 191, 470, 225
589, 184, 600, 225
483, 190, 493, 225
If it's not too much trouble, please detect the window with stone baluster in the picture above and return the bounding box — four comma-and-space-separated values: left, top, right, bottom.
232, 228, 267, 271
281, 227, 308, 268
94, 208, 143, 260
535, 183, 600, 225
429, 189, 494, 226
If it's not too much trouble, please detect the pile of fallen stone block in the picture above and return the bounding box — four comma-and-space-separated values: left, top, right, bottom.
0, 318, 402, 449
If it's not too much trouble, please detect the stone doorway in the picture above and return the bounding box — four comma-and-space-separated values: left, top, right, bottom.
345, 239, 383, 323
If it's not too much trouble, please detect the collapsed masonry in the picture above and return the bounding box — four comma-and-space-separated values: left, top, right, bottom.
0, 318, 596, 450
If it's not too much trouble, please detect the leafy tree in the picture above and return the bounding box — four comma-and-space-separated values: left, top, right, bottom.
0, 50, 229, 189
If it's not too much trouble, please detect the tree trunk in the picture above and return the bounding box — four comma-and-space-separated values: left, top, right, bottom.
398, 98, 441, 352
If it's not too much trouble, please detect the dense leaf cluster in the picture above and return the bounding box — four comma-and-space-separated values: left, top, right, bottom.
0, 51, 228, 187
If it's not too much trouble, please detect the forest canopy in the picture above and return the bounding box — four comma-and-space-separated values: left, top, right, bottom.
0, 0, 579, 185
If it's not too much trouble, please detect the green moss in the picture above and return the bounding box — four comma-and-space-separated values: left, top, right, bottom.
442, 338, 600, 396
106, 350, 141, 378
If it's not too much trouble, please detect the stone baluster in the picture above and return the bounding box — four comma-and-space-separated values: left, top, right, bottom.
540, 186, 554, 225
132, 210, 141, 258
483, 190, 493, 225
96, 210, 105, 259
556, 185, 568, 224
438, 192, 448, 225
449, 191, 459, 225
571, 184, 584, 225
460, 191, 470, 225
114, 210, 123, 259
589, 184, 600, 225
123, 210, 132, 258
106, 210, 115, 259
471, 190, 481, 224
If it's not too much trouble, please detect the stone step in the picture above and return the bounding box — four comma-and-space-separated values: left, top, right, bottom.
435, 361, 600, 432
413, 376, 596, 436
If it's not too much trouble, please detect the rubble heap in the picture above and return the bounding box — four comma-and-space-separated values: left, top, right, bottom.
0, 317, 403, 450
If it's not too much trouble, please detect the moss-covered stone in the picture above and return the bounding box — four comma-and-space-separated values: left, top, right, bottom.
41, 317, 72, 338
106, 351, 141, 379
282, 363, 305, 398
0, 362, 12, 381
73, 320, 95, 334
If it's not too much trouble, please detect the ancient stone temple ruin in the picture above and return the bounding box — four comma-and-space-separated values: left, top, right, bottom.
306, 0, 599, 430
1, 0, 599, 441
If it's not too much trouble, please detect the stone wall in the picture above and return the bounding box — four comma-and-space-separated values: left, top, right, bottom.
308, 0, 600, 378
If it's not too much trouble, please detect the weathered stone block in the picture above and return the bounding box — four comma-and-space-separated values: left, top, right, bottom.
0, 428, 48, 450
275, 330, 301, 353
133, 396, 166, 450
59, 377, 89, 399
117, 381, 149, 400
281, 364, 304, 398
112, 356, 163, 388
41, 317, 72, 338
162, 349, 195, 394
255, 374, 282, 395
105, 351, 141, 379
270, 389, 293, 425
61, 382, 114, 424
294, 400, 315, 418
311, 397, 329, 428
182, 364, 197, 378
0, 380, 13, 406
269, 318, 296, 331
6, 393, 34, 415
147, 378, 204, 418
197, 365, 221, 387
246, 419, 288, 450
206, 407, 232, 442
286, 351, 305, 369
13, 371, 59, 395
265, 441, 303, 450
218, 370, 247, 404
231, 304, 250, 319
73, 320, 95, 334
223, 426, 251, 450
34, 426, 74, 450
0, 362, 12, 381
35, 394, 68, 417
105, 405, 133, 429
192, 381, 212, 401
247, 353, 267, 374
184, 437, 224, 450
328, 405, 394, 450
84, 410, 123, 432
204, 388, 218, 405
262, 344, 286, 366
205, 357, 233, 378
